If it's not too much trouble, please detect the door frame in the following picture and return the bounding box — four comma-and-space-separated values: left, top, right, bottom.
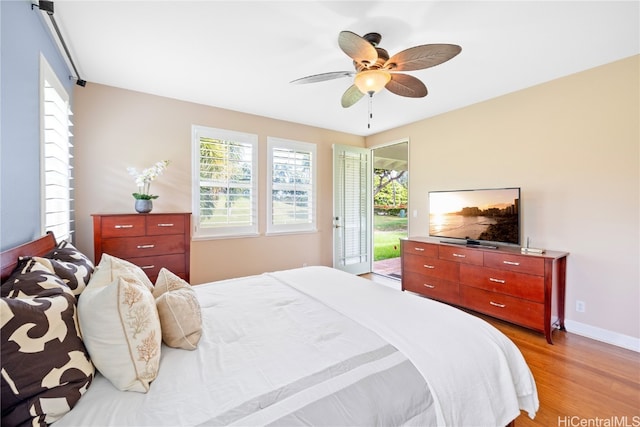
332, 139, 410, 275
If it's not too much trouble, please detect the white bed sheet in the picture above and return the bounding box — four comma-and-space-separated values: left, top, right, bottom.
270, 266, 539, 426
56, 268, 439, 426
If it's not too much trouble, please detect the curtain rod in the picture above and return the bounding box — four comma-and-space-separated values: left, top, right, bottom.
32, 1, 86, 87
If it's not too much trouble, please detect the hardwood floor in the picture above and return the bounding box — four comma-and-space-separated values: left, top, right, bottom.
485, 314, 640, 426
362, 273, 640, 426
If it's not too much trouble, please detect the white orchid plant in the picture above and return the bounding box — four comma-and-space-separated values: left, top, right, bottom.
127, 160, 170, 200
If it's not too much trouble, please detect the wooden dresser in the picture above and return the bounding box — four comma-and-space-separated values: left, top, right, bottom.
401, 237, 568, 344
92, 213, 191, 283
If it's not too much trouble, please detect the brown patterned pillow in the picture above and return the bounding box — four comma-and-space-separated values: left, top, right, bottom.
33, 241, 95, 296
0, 259, 94, 426
1, 258, 70, 298
154, 268, 202, 350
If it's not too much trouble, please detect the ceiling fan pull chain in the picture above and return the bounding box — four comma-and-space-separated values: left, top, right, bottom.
368, 93, 373, 129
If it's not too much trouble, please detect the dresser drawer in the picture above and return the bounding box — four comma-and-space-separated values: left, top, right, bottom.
100, 215, 146, 238
484, 252, 544, 276
439, 245, 483, 265
403, 271, 460, 305
460, 264, 544, 302
460, 286, 544, 331
127, 254, 187, 282
102, 235, 185, 259
403, 253, 459, 281
402, 241, 438, 258
146, 214, 186, 235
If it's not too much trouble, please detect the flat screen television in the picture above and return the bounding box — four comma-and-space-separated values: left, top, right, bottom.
428, 187, 521, 247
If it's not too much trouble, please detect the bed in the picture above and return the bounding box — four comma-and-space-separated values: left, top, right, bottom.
1, 233, 538, 426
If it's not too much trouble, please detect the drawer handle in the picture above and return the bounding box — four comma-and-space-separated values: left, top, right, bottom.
414, 247, 425, 252
423, 264, 435, 269
140, 265, 155, 270
490, 301, 506, 308
453, 253, 466, 258
137, 244, 155, 249
489, 277, 506, 284
503, 261, 520, 266
114, 224, 134, 229
157, 223, 174, 227
423, 284, 435, 289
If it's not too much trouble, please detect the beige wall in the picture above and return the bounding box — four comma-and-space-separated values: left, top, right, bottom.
366, 55, 639, 342
73, 84, 364, 284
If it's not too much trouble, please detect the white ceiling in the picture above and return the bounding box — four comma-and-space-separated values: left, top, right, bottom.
51, 1, 639, 137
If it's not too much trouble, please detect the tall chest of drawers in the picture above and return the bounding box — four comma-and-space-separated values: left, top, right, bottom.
92, 213, 191, 283
401, 238, 568, 344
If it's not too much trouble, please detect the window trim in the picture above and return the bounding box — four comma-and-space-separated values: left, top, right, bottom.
191, 125, 259, 240
266, 137, 317, 235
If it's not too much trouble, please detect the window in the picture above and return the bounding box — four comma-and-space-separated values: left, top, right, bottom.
41, 55, 74, 243
267, 137, 317, 234
192, 125, 258, 239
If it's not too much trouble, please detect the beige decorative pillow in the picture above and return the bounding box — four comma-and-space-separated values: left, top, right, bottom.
153, 267, 190, 298
154, 268, 202, 350
78, 256, 161, 393
89, 253, 153, 290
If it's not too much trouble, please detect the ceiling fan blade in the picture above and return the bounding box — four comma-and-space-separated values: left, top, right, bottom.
384, 44, 461, 71
341, 84, 365, 108
386, 73, 428, 98
290, 71, 355, 84
338, 31, 378, 68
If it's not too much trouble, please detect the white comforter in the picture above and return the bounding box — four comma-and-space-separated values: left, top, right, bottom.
271, 267, 539, 426
56, 266, 537, 426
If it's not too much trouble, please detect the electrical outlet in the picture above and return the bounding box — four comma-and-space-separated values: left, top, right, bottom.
576, 300, 586, 313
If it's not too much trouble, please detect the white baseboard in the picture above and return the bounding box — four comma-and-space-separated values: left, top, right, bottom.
564, 320, 640, 352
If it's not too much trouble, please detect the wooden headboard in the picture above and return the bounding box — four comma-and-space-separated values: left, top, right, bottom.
0, 232, 57, 282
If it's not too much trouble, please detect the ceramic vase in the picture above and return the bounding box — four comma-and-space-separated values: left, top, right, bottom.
135, 199, 153, 213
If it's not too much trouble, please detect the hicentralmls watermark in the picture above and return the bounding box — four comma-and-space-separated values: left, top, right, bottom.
558, 416, 640, 427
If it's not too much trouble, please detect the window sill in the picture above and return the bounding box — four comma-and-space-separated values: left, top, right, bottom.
265, 229, 318, 237
192, 232, 260, 241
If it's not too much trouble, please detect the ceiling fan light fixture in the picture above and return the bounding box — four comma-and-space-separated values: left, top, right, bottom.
354, 69, 391, 94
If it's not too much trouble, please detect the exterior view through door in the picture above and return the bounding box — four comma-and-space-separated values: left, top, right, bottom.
372, 142, 408, 279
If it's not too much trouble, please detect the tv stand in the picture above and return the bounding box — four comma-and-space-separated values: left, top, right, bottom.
402, 238, 569, 344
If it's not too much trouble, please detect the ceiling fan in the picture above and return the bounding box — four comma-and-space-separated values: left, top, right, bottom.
291, 31, 462, 108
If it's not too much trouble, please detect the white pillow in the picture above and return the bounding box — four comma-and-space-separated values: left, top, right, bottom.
154, 268, 202, 350
78, 255, 161, 393
89, 253, 153, 290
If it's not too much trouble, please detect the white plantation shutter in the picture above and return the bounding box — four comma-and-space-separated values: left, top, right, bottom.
339, 150, 369, 265
192, 125, 258, 239
332, 144, 371, 274
41, 56, 74, 243
267, 137, 316, 234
